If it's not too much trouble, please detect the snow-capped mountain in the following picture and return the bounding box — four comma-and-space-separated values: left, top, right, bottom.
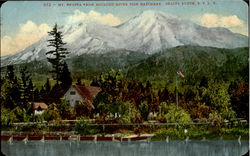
118, 11, 247, 53
1, 10, 248, 66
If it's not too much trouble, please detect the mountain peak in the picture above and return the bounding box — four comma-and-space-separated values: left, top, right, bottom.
139, 10, 176, 19
140, 10, 159, 17
1, 10, 248, 66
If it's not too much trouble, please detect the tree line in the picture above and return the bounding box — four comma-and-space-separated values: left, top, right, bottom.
88, 70, 249, 123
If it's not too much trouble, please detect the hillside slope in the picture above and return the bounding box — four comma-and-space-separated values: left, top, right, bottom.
126, 46, 249, 84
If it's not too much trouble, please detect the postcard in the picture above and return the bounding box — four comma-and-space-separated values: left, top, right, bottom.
1, 0, 249, 156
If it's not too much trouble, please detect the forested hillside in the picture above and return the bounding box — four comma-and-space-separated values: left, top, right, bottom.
126, 46, 249, 86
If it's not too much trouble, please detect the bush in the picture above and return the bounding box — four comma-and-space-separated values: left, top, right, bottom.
118, 102, 141, 124
74, 117, 98, 136
1, 107, 17, 126
43, 103, 61, 121
12, 106, 32, 122
58, 99, 74, 119
183, 102, 211, 120
164, 104, 192, 123
33, 114, 45, 123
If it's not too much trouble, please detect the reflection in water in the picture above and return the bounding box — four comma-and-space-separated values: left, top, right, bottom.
1, 140, 249, 156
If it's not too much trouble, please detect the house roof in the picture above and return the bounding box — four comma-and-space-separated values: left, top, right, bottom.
29, 102, 48, 110
72, 85, 101, 103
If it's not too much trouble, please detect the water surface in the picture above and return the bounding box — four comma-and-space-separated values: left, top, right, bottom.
1, 140, 249, 156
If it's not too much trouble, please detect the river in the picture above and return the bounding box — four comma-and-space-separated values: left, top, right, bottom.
1, 140, 249, 156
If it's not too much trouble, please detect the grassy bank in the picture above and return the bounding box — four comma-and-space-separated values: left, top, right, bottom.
151, 126, 249, 141
2, 123, 248, 140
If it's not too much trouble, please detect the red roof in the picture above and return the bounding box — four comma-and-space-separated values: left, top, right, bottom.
72, 85, 101, 103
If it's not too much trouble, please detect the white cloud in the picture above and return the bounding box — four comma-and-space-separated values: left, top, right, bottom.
200, 14, 220, 28
1, 21, 50, 56
67, 10, 122, 26
220, 15, 244, 28
201, 13, 244, 28
200, 13, 247, 36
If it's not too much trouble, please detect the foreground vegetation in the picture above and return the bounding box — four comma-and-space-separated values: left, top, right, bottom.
2, 119, 248, 141
152, 126, 249, 140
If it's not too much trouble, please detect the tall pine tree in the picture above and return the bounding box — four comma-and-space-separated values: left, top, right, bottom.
44, 78, 51, 94
46, 24, 70, 84
20, 66, 32, 110
59, 62, 72, 90
5, 65, 21, 109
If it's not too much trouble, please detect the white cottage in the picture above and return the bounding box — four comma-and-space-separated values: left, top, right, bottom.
64, 85, 101, 108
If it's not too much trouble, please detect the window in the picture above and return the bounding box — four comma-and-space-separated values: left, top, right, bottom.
70, 91, 76, 95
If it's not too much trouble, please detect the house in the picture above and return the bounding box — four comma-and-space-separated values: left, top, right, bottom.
64, 85, 101, 108
29, 102, 48, 115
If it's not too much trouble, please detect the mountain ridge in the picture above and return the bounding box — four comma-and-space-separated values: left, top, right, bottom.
1, 10, 248, 66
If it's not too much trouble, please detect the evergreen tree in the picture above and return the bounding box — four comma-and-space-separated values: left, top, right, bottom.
33, 88, 41, 102
27, 79, 34, 102
159, 87, 170, 103
5, 65, 21, 109
60, 61, 72, 90
47, 84, 65, 104
44, 78, 51, 93
40, 86, 46, 102
46, 24, 69, 84
40, 78, 51, 102
139, 101, 149, 121
20, 66, 33, 110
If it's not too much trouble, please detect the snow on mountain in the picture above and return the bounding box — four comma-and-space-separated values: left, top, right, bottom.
1, 10, 248, 66
118, 10, 247, 53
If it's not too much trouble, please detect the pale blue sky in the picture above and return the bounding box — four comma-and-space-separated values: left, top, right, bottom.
1, 0, 248, 56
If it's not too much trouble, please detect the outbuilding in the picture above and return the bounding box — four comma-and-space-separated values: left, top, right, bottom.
29, 102, 48, 115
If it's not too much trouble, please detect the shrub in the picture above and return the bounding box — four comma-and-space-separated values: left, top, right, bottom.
74, 117, 98, 136
33, 114, 45, 123
58, 99, 75, 119
12, 106, 32, 122
139, 101, 149, 121
118, 102, 141, 124
1, 107, 17, 126
43, 103, 61, 121
164, 104, 192, 123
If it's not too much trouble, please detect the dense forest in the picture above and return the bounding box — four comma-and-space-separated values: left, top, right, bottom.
1, 61, 248, 125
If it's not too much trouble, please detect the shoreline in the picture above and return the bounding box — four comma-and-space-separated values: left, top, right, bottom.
1, 131, 248, 142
